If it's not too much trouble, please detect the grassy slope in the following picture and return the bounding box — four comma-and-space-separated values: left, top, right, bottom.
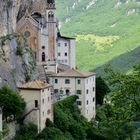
56, 0, 140, 74
95, 46, 140, 76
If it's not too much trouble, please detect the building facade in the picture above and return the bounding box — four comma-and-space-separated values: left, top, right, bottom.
57, 35, 76, 69
50, 69, 96, 121
17, 0, 96, 122
16, 0, 76, 71
19, 80, 53, 132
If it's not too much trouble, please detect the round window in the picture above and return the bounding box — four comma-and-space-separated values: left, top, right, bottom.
24, 31, 31, 38
42, 46, 45, 49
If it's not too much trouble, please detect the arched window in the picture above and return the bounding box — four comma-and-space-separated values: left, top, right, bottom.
66, 89, 70, 96
48, 11, 54, 21
47, 109, 51, 115
42, 52, 45, 62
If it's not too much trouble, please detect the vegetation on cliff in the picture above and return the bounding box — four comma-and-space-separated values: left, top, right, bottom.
0, 86, 25, 121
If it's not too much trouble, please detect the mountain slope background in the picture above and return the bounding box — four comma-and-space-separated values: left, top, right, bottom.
56, 0, 140, 74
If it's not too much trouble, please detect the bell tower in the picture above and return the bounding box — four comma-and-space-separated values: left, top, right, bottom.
46, 0, 57, 61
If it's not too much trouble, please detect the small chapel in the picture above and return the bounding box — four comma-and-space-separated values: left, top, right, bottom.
17, 0, 96, 127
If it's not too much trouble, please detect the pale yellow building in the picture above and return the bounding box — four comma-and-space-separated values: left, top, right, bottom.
19, 80, 53, 132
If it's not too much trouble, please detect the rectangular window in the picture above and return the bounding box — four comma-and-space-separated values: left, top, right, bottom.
58, 52, 61, 56
42, 99, 44, 104
54, 89, 58, 93
65, 43, 67, 46
86, 89, 89, 94
93, 87, 95, 92
58, 43, 60, 46
77, 101, 82, 105
35, 100, 38, 108
47, 109, 51, 115
65, 52, 67, 56
55, 79, 58, 84
77, 79, 81, 84
65, 79, 70, 84
87, 100, 89, 105
77, 90, 81, 95
93, 98, 95, 102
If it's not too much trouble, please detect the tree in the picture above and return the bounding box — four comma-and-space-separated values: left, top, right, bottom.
45, 119, 54, 127
37, 127, 68, 140
96, 77, 110, 105
0, 86, 25, 120
14, 123, 37, 140
92, 65, 140, 140
105, 65, 140, 119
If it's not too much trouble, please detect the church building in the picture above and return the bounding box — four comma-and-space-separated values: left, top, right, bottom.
17, 0, 96, 122
16, 0, 76, 73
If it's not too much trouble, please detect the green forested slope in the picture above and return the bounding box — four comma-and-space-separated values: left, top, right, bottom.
56, 0, 140, 74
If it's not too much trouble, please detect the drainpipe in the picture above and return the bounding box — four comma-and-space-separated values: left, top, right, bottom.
75, 77, 76, 96
0, 107, 3, 132
38, 91, 42, 133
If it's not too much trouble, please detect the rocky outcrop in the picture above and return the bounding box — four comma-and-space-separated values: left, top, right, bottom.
0, 34, 36, 89
127, 8, 139, 15
0, 0, 39, 90
0, 0, 21, 36
0, 0, 33, 36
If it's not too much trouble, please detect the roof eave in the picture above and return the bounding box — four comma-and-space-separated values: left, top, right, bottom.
50, 74, 96, 78
18, 85, 52, 90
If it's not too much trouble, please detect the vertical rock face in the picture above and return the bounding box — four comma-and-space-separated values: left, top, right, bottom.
0, 0, 21, 36
0, 0, 33, 36
17, 0, 33, 21
0, 0, 37, 89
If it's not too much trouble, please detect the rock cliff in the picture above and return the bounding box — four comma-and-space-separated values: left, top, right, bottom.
0, 0, 37, 89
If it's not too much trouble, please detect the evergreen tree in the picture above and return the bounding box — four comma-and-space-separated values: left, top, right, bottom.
0, 86, 25, 121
